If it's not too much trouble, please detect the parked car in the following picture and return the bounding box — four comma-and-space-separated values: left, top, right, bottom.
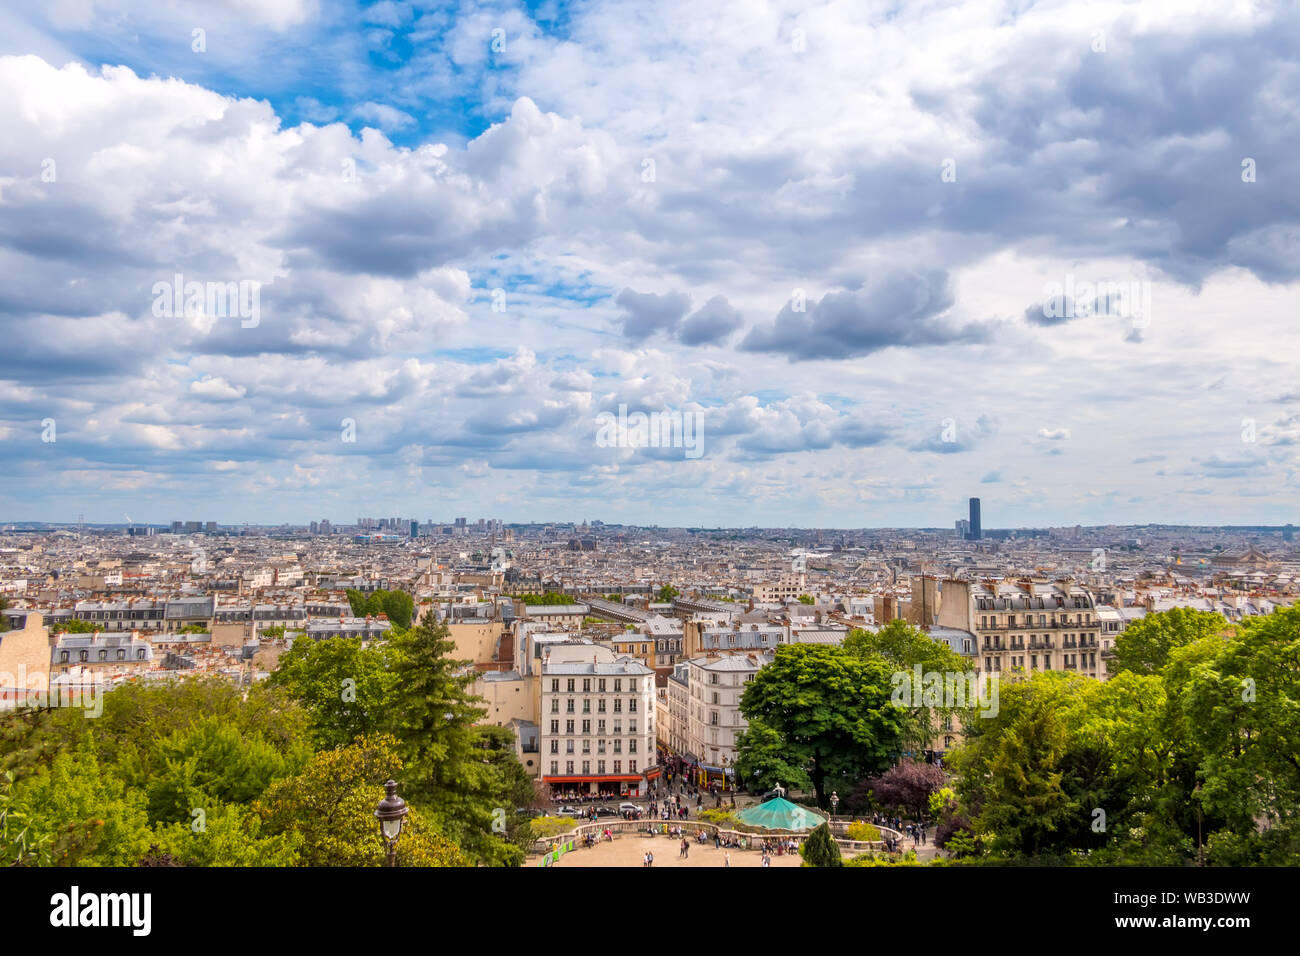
591, 805, 619, 817
555, 806, 580, 816
619, 802, 641, 814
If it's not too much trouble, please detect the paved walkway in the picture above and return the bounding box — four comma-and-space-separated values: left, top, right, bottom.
538, 837, 803, 868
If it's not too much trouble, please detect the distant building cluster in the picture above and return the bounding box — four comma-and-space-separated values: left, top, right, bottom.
2, 505, 1298, 792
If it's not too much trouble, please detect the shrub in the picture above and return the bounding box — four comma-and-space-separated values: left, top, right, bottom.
530, 816, 578, 839
845, 820, 881, 842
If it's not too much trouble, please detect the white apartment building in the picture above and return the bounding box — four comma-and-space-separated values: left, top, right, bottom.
538, 643, 656, 798
686, 652, 771, 781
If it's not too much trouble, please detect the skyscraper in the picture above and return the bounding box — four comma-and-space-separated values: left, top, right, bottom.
969, 497, 981, 540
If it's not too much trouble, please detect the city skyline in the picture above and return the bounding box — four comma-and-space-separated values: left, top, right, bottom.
3, 2, 1300, 527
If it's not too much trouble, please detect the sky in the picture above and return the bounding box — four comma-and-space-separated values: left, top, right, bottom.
1, 0, 1298, 529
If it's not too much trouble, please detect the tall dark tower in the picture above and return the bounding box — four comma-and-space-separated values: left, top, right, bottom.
969, 497, 981, 540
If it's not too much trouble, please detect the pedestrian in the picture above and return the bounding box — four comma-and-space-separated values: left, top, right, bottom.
724, 851, 731, 867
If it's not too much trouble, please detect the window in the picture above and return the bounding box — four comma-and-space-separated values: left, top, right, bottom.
581, 761, 590, 774
614, 679, 622, 692
629, 740, 637, 753
60, 651, 69, 663
613, 740, 621, 753
565, 720, 574, 734
551, 720, 559, 734
551, 761, 559, 775
597, 699, 605, 713
550, 740, 558, 754
566, 740, 574, 753
582, 720, 591, 733
614, 761, 621, 773
583, 699, 591, 713
614, 699, 622, 713
584, 739, 592, 753
598, 679, 606, 692
567, 679, 575, 692
630, 760, 637, 774
628, 720, 636, 734
598, 760, 605, 774
566, 761, 574, 774
583, 679, 591, 692
598, 720, 607, 733
566, 698, 574, 713
551, 699, 559, 713
551, 679, 559, 692
612, 720, 620, 734
710, 673, 719, 685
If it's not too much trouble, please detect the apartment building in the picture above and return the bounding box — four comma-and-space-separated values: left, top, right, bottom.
74, 599, 167, 632
751, 575, 807, 603
304, 617, 392, 641
685, 652, 771, 784
522, 603, 590, 628
684, 620, 785, 656
51, 633, 154, 674
938, 578, 1105, 679
538, 643, 656, 798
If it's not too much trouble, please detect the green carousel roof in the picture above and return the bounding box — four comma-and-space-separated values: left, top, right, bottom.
735, 797, 827, 831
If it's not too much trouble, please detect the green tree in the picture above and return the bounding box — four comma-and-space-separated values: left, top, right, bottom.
256, 734, 467, 866
155, 802, 299, 866
656, 585, 680, 603
1170, 605, 1300, 863
1, 747, 156, 866
51, 618, 97, 634
1110, 607, 1229, 675
800, 822, 841, 867
845, 619, 971, 756
951, 673, 1080, 858
142, 717, 303, 824
383, 618, 521, 865
345, 588, 368, 617
797, 594, 814, 605
733, 717, 812, 794
739, 643, 903, 807
270, 635, 400, 749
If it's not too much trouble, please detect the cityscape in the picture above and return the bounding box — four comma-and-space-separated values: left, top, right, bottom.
0, 0, 1295, 934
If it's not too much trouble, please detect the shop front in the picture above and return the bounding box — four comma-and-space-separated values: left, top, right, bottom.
543, 774, 645, 801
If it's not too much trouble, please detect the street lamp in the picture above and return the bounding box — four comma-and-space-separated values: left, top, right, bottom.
830, 791, 839, 819
374, 779, 409, 867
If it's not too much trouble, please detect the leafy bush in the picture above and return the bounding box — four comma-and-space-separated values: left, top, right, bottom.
845, 820, 881, 842
530, 816, 578, 838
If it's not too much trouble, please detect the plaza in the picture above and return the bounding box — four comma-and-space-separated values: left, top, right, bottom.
539, 836, 804, 868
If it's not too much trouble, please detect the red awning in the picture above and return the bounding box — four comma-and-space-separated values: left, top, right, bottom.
543, 775, 641, 783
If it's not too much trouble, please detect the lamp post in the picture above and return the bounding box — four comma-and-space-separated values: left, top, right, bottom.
374, 779, 409, 867
830, 790, 839, 822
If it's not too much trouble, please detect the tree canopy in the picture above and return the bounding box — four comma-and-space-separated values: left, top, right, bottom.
738, 643, 903, 807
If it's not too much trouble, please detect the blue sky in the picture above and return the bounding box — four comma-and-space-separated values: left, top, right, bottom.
1, 0, 1299, 527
